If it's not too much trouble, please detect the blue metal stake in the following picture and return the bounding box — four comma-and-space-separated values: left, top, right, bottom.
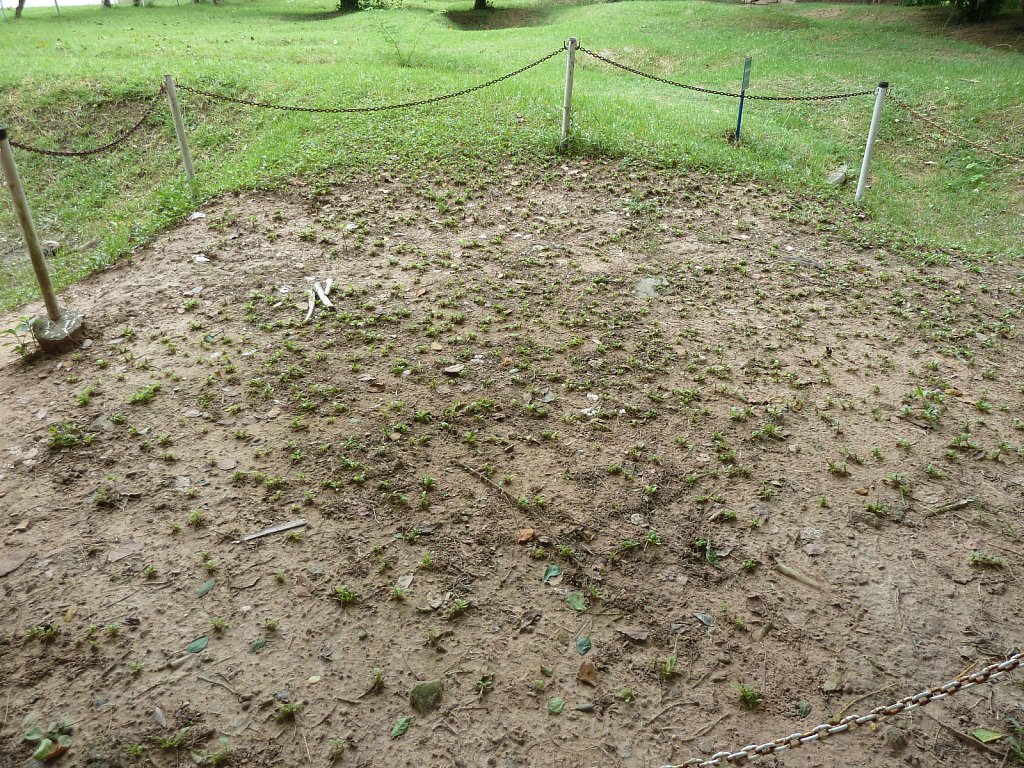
735, 56, 752, 144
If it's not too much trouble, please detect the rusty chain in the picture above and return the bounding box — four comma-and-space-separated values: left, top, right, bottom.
890, 92, 1024, 165
662, 650, 1023, 768
9, 88, 165, 158
175, 47, 566, 114
577, 46, 874, 102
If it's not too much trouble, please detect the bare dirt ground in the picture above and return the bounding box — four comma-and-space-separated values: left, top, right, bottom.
0, 160, 1022, 768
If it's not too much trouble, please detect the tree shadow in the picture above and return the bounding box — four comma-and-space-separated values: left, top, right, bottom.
444, 6, 548, 30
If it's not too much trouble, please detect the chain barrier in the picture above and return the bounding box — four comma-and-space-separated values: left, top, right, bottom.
175, 46, 566, 115
663, 650, 1023, 768
9, 88, 165, 158
890, 92, 1024, 165
577, 46, 874, 102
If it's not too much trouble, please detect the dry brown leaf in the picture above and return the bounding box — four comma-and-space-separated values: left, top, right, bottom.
577, 659, 599, 687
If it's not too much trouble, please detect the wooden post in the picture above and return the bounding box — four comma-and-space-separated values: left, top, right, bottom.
0, 127, 61, 322
559, 38, 578, 152
0, 126, 85, 351
164, 74, 196, 186
855, 82, 888, 203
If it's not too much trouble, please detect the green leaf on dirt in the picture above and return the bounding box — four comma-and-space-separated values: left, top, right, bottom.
542, 564, 562, 584
575, 636, 592, 655
186, 635, 209, 654
24, 725, 46, 742
197, 579, 216, 598
547, 697, 565, 714
971, 728, 1003, 743
390, 716, 413, 738
705, 539, 721, 570
566, 592, 587, 612
249, 638, 267, 653
32, 738, 55, 761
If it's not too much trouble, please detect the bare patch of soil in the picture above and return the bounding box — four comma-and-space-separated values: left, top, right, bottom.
1, 160, 1022, 767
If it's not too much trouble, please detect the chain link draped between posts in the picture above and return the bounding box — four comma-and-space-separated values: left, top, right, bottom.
8, 89, 165, 158
663, 650, 1024, 768
890, 92, 1024, 165
175, 46, 566, 115
577, 46, 875, 102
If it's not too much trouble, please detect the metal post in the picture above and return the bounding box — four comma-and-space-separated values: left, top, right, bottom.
559, 38, 578, 152
1, 0, 7, 23
164, 74, 195, 185
53, 0, 60, 15
735, 56, 752, 144
0, 127, 61, 322
0, 126, 85, 351
855, 81, 888, 203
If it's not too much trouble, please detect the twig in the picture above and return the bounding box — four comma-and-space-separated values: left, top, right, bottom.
831, 683, 896, 721
921, 709, 1009, 760
676, 713, 730, 743
641, 700, 698, 729
198, 674, 238, 696
923, 498, 974, 518
774, 559, 830, 593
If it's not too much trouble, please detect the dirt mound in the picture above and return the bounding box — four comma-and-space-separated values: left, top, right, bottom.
1, 161, 1021, 767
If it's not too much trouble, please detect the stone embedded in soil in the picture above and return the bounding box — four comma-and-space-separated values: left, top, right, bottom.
409, 680, 443, 714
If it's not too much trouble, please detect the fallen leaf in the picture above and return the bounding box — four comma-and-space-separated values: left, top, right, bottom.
542, 564, 562, 584
153, 706, 168, 729
971, 728, 1003, 744
186, 635, 209, 654
294, 573, 314, 597
518, 609, 541, 633
576, 635, 592, 655
616, 626, 649, 643
266, 407, 281, 419
517, 528, 536, 544
197, 579, 216, 598
566, 592, 588, 612
107, 540, 144, 563
396, 573, 414, 590
249, 638, 267, 653
854, 488, 869, 496
577, 660, 599, 686
390, 716, 413, 738
547, 697, 565, 714
215, 458, 237, 471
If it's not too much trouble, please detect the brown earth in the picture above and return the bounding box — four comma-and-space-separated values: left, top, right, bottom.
0, 160, 1022, 768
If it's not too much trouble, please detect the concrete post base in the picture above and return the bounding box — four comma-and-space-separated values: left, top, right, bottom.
30, 309, 85, 353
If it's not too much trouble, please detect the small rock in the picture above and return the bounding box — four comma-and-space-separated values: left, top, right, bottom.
409, 679, 443, 714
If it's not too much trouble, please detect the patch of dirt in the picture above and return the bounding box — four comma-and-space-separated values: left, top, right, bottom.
929, 9, 1024, 53
444, 6, 548, 30
1, 160, 1022, 768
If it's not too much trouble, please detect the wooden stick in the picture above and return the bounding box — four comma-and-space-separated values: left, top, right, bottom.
774, 559, 830, 593
313, 282, 334, 310
304, 289, 315, 323
233, 519, 307, 544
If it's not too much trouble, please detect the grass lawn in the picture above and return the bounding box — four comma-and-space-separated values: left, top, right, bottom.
0, 0, 1022, 311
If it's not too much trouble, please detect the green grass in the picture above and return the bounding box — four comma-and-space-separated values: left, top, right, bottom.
1, 0, 1021, 310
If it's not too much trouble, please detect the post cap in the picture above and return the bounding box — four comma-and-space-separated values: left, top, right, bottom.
879, 82, 889, 89
0, 125, 7, 141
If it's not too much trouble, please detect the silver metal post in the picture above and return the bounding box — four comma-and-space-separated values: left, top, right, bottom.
559, 38, 578, 152
1, 0, 8, 23
855, 81, 888, 203
0, 127, 61, 322
164, 74, 195, 185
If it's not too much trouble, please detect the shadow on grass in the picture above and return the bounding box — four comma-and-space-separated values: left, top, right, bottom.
918, 7, 1024, 53
444, 6, 549, 30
